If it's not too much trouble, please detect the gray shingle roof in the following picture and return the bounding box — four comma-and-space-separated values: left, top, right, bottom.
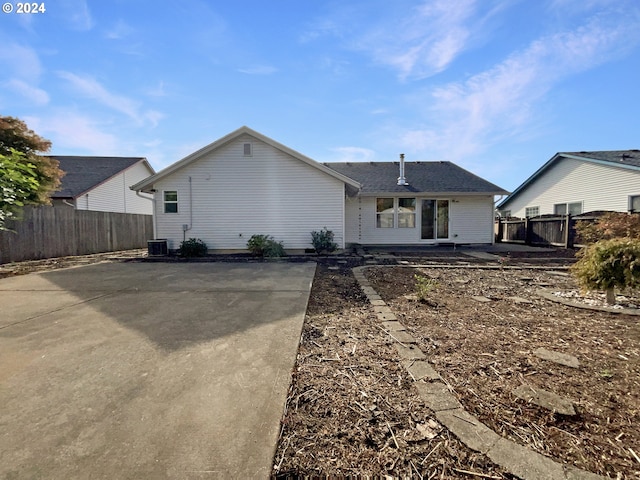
563, 150, 640, 168
48, 156, 148, 198
323, 161, 507, 195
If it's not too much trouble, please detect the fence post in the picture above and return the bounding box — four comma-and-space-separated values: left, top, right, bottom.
525, 217, 531, 245
563, 214, 571, 248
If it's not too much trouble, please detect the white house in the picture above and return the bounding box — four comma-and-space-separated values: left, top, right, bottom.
497, 151, 640, 218
131, 127, 507, 252
50, 156, 155, 214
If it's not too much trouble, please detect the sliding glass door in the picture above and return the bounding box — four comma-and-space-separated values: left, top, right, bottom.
421, 199, 449, 240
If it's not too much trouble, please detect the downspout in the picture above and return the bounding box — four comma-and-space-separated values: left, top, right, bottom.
183, 176, 193, 242
136, 190, 156, 239
62, 199, 75, 208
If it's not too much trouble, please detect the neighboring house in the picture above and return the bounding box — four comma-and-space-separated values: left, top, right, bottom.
50, 156, 155, 214
131, 126, 507, 251
497, 151, 640, 218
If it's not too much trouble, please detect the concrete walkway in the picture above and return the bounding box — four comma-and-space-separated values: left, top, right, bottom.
0, 262, 316, 479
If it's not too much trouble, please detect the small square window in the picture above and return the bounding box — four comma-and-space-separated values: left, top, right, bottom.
164, 191, 178, 213
525, 206, 539, 218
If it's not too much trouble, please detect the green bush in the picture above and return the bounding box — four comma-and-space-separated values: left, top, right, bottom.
311, 227, 337, 254
571, 238, 640, 304
179, 238, 208, 257
414, 274, 438, 302
247, 234, 286, 258
575, 212, 640, 244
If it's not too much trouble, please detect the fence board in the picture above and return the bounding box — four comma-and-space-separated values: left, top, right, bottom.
495, 214, 601, 248
0, 206, 153, 264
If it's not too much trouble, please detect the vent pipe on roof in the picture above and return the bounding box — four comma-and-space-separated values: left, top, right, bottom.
397, 153, 408, 186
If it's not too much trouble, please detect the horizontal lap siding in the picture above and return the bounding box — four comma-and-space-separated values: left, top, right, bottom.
350, 195, 494, 245
154, 135, 344, 251
451, 197, 494, 243
507, 159, 640, 217
76, 162, 154, 214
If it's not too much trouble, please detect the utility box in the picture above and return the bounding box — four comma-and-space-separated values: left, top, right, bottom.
147, 239, 168, 256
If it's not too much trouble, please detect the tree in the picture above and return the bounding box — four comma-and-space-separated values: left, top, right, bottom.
575, 212, 640, 244
0, 115, 63, 230
571, 237, 640, 305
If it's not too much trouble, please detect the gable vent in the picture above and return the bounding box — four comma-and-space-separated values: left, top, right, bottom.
243, 143, 252, 156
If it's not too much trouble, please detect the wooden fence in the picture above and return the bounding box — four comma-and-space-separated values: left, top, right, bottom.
494, 213, 602, 248
0, 206, 153, 264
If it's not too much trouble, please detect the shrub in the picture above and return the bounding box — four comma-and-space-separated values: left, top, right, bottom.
571, 238, 640, 304
179, 238, 208, 257
311, 227, 337, 254
414, 274, 438, 302
247, 234, 286, 258
247, 234, 271, 256
575, 212, 640, 244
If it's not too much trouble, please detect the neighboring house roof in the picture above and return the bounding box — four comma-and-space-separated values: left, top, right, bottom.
324, 161, 508, 195
497, 150, 640, 209
49, 156, 154, 199
131, 126, 361, 193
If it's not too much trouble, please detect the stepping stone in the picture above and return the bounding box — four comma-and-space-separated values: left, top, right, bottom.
381, 320, 406, 331
373, 305, 392, 313
436, 408, 500, 454
533, 347, 580, 368
404, 360, 441, 382
377, 312, 397, 321
394, 343, 426, 361
507, 296, 533, 304
328, 266, 340, 271
367, 294, 382, 302
415, 382, 462, 411
385, 330, 416, 344
513, 385, 576, 416
361, 286, 377, 295
370, 299, 386, 306
472, 295, 491, 303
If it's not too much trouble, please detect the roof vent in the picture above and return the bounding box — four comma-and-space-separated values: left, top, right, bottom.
397, 153, 408, 186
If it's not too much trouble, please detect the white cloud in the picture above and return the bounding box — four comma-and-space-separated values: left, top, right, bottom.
353, 0, 480, 80
4, 79, 49, 105
60, 0, 94, 31
145, 81, 167, 97
0, 43, 42, 79
57, 71, 163, 127
398, 10, 640, 160
329, 146, 376, 162
26, 113, 118, 154
237, 65, 278, 75
105, 19, 134, 40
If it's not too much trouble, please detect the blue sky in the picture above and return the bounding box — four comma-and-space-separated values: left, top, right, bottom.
1, 0, 639, 191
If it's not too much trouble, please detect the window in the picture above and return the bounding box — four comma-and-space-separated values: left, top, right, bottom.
376, 198, 417, 228
376, 198, 394, 228
525, 206, 539, 218
163, 191, 178, 213
630, 195, 640, 213
243, 143, 252, 156
554, 202, 582, 216
398, 198, 416, 228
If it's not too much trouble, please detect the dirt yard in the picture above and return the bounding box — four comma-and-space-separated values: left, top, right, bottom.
274, 256, 640, 479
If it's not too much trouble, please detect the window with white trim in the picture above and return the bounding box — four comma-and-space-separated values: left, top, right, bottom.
376, 198, 417, 228
163, 191, 178, 213
554, 202, 582, 215
630, 195, 640, 213
525, 206, 539, 217
376, 198, 394, 228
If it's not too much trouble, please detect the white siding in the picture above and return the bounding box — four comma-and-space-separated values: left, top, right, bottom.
75, 162, 154, 214
346, 195, 494, 245
153, 134, 345, 251
505, 158, 640, 217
